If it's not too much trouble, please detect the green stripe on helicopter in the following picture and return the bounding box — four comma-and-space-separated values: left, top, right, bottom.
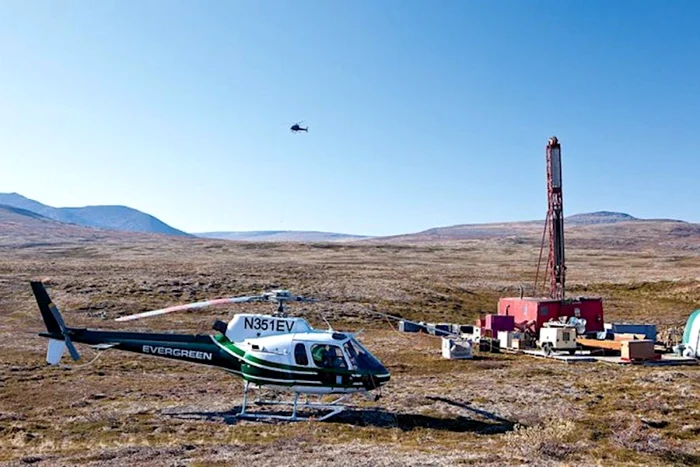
211, 335, 317, 377
212, 334, 332, 373
210, 334, 368, 388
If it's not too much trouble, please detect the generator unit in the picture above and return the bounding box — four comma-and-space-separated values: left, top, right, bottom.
538, 321, 578, 355
441, 337, 473, 359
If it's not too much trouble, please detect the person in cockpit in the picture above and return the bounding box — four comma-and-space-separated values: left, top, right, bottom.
312, 344, 332, 368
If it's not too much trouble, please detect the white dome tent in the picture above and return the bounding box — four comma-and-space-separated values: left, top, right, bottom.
680, 309, 700, 358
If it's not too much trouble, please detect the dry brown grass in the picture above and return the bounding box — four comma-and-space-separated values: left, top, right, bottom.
0, 235, 699, 465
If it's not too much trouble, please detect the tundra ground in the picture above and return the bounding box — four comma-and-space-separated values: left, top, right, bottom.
1, 237, 699, 466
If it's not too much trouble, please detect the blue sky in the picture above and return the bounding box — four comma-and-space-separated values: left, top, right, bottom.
1, 1, 699, 236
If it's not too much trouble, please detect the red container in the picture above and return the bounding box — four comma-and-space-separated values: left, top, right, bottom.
485, 314, 515, 333
497, 296, 604, 333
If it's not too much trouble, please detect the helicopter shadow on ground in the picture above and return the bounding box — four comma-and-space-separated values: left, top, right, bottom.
163, 398, 515, 434
163, 406, 246, 426
328, 397, 515, 434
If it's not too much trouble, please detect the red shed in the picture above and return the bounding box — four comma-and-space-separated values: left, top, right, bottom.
497, 296, 604, 333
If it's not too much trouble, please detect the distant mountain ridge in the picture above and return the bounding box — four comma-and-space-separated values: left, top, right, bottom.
565, 211, 639, 225
0, 193, 190, 237
1, 193, 694, 247
196, 211, 693, 243
196, 230, 370, 242
2, 202, 697, 252
564, 211, 683, 225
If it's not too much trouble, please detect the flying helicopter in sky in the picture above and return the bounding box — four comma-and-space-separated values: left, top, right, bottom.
30, 281, 390, 421
290, 121, 308, 133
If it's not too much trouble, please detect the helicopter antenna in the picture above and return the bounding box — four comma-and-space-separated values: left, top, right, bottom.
321, 313, 334, 331
275, 301, 286, 317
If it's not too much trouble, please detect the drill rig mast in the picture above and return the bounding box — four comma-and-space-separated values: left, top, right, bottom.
546, 136, 566, 300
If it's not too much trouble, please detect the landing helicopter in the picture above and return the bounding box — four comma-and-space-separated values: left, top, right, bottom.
290, 121, 308, 133
30, 281, 390, 421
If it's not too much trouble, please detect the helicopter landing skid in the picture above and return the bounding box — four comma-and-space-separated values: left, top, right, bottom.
237, 381, 349, 422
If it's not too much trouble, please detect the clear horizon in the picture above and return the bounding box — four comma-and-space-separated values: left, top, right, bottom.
2, 1, 699, 236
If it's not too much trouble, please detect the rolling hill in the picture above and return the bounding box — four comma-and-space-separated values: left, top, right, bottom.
0, 204, 112, 246
374, 211, 700, 251
196, 212, 668, 243
0, 193, 190, 237
0, 204, 202, 249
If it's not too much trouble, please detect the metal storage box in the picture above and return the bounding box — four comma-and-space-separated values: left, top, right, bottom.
485, 314, 515, 333
607, 323, 657, 342
427, 323, 453, 336
398, 320, 422, 333
452, 324, 474, 335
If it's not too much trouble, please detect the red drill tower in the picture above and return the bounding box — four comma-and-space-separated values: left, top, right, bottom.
546, 136, 566, 300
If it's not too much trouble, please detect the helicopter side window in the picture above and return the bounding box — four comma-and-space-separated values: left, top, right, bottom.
294, 343, 309, 366
311, 344, 347, 370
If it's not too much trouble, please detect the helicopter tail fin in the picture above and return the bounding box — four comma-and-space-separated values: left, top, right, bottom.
30, 281, 81, 364
30, 281, 61, 335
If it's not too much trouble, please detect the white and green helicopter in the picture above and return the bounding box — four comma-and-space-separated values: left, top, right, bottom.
30, 281, 391, 421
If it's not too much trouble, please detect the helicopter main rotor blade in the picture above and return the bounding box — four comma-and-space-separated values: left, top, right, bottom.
260, 291, 317, 303
281, 296, 316, 303
115, 296, 261, 322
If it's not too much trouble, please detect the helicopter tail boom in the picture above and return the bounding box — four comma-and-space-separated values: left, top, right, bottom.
30, 282, 240, 368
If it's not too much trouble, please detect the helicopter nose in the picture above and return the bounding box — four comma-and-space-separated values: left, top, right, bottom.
367, 367, 390, 389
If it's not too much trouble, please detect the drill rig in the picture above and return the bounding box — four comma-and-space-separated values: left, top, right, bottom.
497, 137, 604, 335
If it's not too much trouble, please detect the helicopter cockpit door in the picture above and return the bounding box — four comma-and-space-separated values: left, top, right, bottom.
310, 343, 352, 386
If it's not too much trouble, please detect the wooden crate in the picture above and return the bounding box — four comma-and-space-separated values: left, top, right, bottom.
577, 337, 622, 351
621, 340, 657, 361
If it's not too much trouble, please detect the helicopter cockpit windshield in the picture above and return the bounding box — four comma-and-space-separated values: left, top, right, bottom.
343, 338, 386, 373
